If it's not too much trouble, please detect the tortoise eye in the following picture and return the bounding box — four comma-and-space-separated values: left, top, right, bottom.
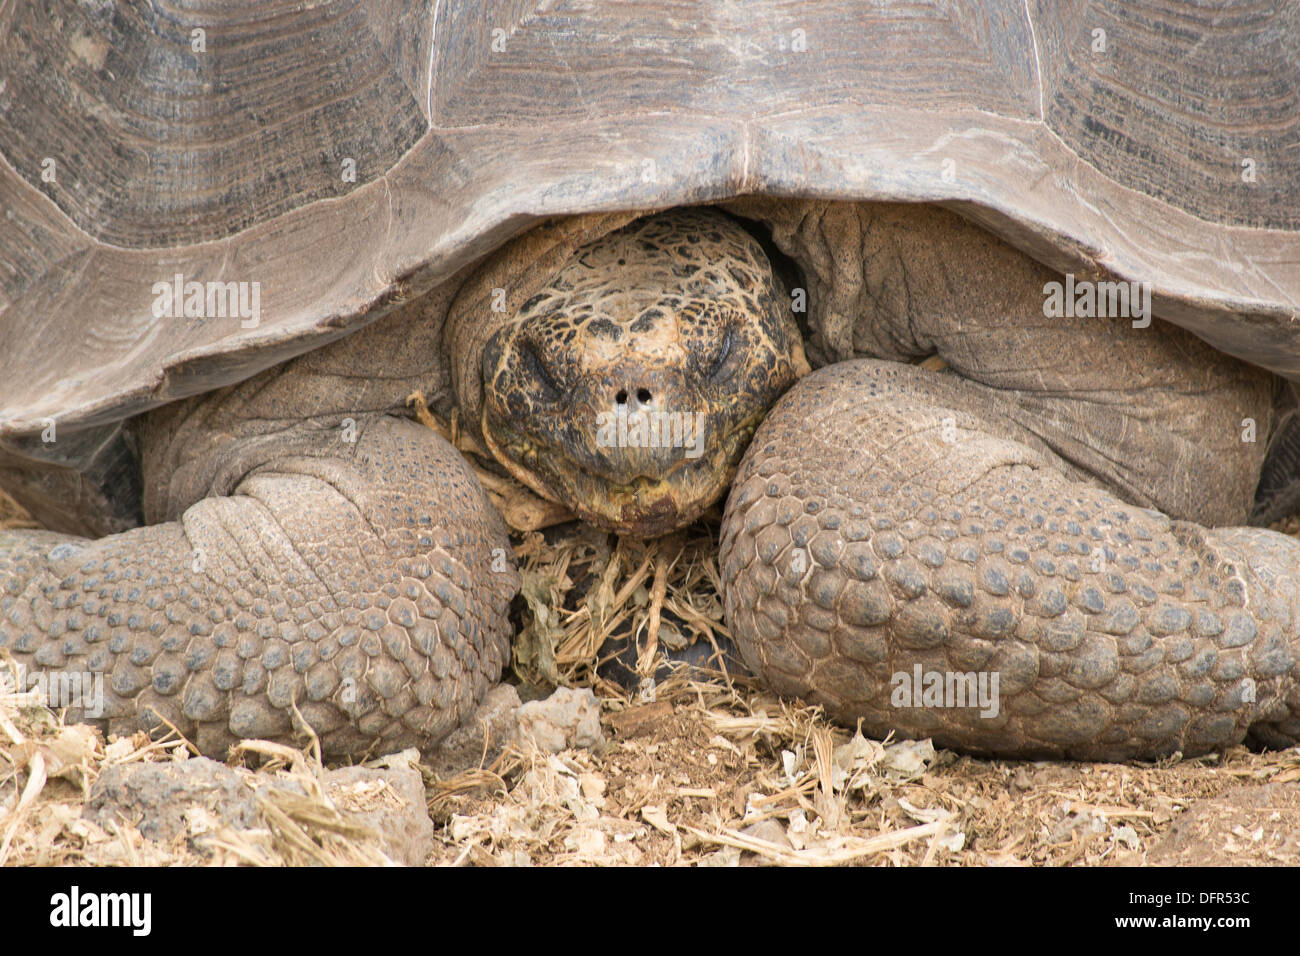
707, 326, 736, 382
522, 339, 564, 400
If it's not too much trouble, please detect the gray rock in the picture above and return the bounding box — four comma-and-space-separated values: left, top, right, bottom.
85, 757, 257, 842
516, 686, 604, 753
84, 754, 434, 865
424, 683, 522, 776
322, 761, 433, 866
739, 819, 793, 866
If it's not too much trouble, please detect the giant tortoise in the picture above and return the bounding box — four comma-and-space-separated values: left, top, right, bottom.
2, 1, 1299, 762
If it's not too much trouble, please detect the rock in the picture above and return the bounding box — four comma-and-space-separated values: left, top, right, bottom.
880, 738, 937, 780
740, 818, 790, 846
516, 686, 604, 753
84, 754, 434, 865
322, 759, 433, 866
739, 819, 793, 866
85, 757, 257, 843
699, 845, 742, 867
424, 683, 521, 776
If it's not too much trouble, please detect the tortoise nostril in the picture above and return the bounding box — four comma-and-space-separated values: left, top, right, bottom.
615, 388, 653, 407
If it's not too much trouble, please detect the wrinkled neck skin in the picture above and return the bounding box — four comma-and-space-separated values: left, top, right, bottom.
446, 207, 800, 538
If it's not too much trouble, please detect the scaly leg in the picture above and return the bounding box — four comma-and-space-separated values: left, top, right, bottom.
722, 361, 1300, 760
0, 415, 517, 759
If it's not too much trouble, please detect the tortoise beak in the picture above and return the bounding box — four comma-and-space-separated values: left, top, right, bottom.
480, 404, 762, 539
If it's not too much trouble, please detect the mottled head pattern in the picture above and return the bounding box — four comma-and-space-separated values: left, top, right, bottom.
480, 208, 798, 536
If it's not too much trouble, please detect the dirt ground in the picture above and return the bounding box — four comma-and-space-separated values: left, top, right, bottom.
3, 465, 1299, 868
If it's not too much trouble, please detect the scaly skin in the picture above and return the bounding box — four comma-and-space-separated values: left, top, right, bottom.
719, 202, 1297, 758
721, 361, 1300, 759
466, 207, 799, 537
1, 415, 516, 758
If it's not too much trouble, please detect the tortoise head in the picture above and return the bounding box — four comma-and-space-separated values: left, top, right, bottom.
476, 208, 798, 537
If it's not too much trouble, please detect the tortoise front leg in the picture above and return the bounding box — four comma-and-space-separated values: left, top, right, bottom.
721, 360, 1300, 760
0, 415, 517, 759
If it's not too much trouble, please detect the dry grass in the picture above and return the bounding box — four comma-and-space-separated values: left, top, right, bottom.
3, 443, 1300, 867
426, 676, 1300, 866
